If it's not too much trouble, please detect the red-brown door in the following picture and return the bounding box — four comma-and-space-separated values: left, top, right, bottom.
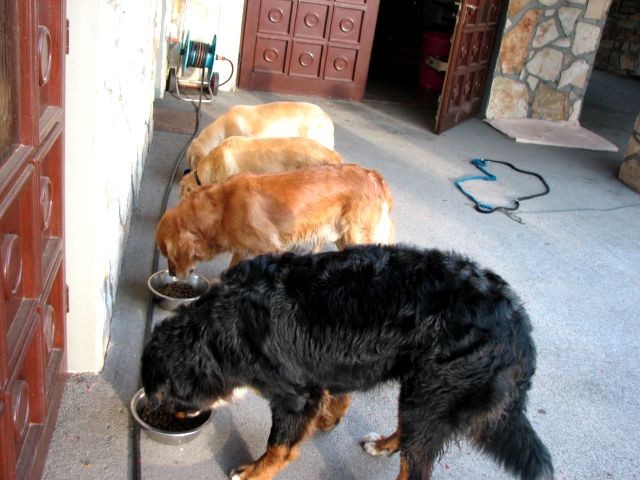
435, 0, 502, 133
0, 1, 67, 478
239, 0, 381, 101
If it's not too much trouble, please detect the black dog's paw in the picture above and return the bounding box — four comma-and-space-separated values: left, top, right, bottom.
360, 432, 394, 457
229, 466, 246, 480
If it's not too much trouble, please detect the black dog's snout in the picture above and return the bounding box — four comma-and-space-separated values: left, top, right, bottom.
145, 391, 163, 410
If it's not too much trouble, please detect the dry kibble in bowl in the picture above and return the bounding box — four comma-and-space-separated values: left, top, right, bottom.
156, 282, 198, 298
139, 404, 208, 432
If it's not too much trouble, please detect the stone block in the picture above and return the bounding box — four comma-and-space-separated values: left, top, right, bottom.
558, 7, 581, 35
619, 156, 640, 193
500, 9, 542, 74
533, 18, 560, 47
526, 47, 564, 82
554, 37, 572, 48
508, 0, 531, 18
619, 114, 640, 193
532, 84, 568, 120
486, 77, 530, 119
559, 59, 590, 88
585, 0, 613, 20
572, 22, 602, 56
569, 99, 583, 121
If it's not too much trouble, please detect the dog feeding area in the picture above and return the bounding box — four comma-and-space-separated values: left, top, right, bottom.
147, 270, 210, 311
42, 70, 640, 480
131, 388, 213, 446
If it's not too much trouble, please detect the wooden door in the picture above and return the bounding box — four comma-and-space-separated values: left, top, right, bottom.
239, 0, 381, 101
0, 0, 67, 478
434, 0, 502, 133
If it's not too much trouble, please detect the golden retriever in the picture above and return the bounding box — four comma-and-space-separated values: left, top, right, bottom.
179, 136, 344, 199
157, 164, 395, 278
187, 101, 334, 169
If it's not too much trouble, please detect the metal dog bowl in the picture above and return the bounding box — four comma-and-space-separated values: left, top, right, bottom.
147, 270, 210, 311
130, 388, 212, 445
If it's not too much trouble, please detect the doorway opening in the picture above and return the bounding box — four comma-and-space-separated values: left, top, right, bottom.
582, 0, 640, 152
364, 0, 458, 111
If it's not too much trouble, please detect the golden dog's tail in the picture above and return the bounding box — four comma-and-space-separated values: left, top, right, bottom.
306, 109, 335, 151
368, 169, 395, 245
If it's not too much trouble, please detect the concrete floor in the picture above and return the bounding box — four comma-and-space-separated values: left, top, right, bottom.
43, 70, 640, 480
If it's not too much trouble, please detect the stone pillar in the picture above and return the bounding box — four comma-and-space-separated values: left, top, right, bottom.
486, 0, 613, 121
618, 113, 640, 193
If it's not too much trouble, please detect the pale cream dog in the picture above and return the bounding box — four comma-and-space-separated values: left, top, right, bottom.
179, 136, 344, 199
186, 101, 335, 169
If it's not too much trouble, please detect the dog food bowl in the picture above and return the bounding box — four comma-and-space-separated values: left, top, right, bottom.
130, 388, 212, 445
147, 270, 210, 311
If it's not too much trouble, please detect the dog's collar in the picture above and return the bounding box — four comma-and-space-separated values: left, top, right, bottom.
194, 169, 202, 186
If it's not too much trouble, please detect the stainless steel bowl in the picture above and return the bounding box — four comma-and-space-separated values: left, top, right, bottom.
130, 388, 212, 445
147, 270, 210, 311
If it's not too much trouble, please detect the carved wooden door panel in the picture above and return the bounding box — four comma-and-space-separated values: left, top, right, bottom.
0, 0, 67, 478
435, 0, 502, 133
239, 0, 381, 101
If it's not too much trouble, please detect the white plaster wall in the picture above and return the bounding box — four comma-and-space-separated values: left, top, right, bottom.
213, 0, 245, 91
65, 0, 163, 372
155, 0, 174, 98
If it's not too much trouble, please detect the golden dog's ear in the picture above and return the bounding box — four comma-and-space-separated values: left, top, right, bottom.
178, 173, 199, 200
156, 212, 174, 257
157, 211, 199, 277
166, 230, 199, 278
187, 140, 206, 170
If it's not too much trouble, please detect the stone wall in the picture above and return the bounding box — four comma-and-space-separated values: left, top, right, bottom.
486, 0, 613, 121
595, 0, 640, 77
619, 113, 640, 193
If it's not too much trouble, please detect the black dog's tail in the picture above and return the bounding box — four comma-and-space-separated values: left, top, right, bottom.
478, 408, 554, 480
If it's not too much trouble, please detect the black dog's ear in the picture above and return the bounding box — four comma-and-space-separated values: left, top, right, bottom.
185, 323, 227, 401
140, 336, 171, 401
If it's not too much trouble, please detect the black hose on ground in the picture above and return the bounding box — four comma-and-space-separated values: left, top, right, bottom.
131, 71, 205, 480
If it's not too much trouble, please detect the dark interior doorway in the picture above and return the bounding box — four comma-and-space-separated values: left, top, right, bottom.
364, 0, 458, 109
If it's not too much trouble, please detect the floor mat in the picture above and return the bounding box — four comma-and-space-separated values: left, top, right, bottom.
486, 118, 619, 152
153, 107, 197, 134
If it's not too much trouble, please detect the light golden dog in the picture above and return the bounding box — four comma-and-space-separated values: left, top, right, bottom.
186, 101, 334, 169
179, 136, 344, 199
157, 164, 395, 278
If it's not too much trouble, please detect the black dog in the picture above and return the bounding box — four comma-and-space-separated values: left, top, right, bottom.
141, 245, 553, 480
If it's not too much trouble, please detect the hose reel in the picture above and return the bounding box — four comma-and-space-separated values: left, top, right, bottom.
167, 31, 219, 103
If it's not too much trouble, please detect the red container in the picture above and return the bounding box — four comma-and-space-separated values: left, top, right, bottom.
419, 31, 452, 91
